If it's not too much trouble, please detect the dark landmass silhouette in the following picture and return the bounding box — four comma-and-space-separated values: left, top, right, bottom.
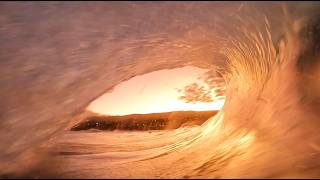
71, 110, 218, 131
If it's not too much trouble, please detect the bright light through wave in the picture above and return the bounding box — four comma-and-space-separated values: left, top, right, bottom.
87, 66, 225, 116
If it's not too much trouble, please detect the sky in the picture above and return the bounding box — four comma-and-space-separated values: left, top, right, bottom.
87, 66, 225, 116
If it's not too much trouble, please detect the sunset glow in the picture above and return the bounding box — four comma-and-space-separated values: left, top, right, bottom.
87, 66, 225, 116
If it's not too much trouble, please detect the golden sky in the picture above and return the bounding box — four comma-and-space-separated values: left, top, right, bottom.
87, 66, 225, 116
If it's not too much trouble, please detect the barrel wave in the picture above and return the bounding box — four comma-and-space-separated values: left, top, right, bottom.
1, 2, 320, 178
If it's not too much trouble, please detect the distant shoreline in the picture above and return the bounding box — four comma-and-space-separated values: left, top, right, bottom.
71, 110, 218, 131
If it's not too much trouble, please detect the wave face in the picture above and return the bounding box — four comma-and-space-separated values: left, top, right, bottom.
1, 2, 320, 178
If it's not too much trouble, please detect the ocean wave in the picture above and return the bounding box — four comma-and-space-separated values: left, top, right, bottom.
1, 2, 320, 178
